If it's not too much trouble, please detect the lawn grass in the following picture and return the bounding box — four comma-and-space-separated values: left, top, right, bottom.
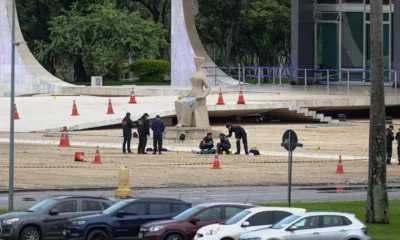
260, 200, 400, 240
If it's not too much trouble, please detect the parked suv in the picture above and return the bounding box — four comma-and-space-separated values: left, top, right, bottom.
0, 196, 114, 240
64, 198, 191, 240
139, 203, 254, 240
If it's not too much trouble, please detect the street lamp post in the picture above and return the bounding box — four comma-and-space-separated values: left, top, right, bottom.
8, 0, 16, 211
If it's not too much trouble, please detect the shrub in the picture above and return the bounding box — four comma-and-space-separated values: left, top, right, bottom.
130, 59, 170, 82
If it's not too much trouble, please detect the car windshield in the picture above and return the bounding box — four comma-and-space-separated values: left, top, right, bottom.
27, 199, 58, 213
271, 215, 301, 229
221, 210, 251, 225
173, 205, 204, 220
102, 200, 131, 215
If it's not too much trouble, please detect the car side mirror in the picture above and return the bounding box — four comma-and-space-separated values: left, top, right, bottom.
242, 221, 250, 227
116, 210, 126, 217
287, 226, 298, 231
49, 209, 59, 216
190, 217, 200, 223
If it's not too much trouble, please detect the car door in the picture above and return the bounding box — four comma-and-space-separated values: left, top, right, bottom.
317, 215, 347, 240
286, 216, 321, 240
112, 202, 147, 239
239, 211, 275, 237
186, 207, 224, 240
43, 200, 79, 240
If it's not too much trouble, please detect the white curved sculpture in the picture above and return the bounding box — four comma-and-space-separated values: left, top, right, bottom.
171, 0, 239, 87
0, 0, 73, 97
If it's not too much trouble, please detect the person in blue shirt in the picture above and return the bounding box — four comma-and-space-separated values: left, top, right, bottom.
151, 115, 165, 155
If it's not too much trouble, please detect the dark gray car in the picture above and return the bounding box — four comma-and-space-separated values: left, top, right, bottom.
0, 196, 115, 240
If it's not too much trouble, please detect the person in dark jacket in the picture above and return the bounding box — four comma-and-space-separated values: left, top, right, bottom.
396, 128, 400, 165
122, 112, 134, 153
217, 133, 231, 154
151, 115, 165, 155
226, 123, 248, 155
199, 133, 214, 150
137, 113, 150, 154
386, 125, 395, 164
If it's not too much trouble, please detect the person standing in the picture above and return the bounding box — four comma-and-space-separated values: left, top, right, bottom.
396, 128, 400, 165
386, 125, 395, 164
217, 133, 231, 154
226, 123, 248, 155
151, 115, 165, 155
137, 113, 150, 154
122, 112, 134, 154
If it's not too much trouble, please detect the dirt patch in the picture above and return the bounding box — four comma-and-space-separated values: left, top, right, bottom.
1, 121, 400, 190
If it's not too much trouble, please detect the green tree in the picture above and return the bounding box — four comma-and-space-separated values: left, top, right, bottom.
40, 0, 167, 80
366, 0, 389, 224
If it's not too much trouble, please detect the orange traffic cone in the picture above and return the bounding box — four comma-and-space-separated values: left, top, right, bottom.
336, 155, 344, 174
211, 152, 221, 169
14, 104, 20, 120
129, 87, 137, 104
107, 99, 115, 115
74, 152, 85, 162
71, 100, 79, 116
59, 130, 71, 147
237, 86, 245, 104
216, 89, 225, 105
93, 146, 102, 164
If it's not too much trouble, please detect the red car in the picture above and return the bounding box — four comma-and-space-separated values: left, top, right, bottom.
138, 203, 254, 240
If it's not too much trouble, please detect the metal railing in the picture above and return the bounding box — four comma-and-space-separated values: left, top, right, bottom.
203, 66, 398, 88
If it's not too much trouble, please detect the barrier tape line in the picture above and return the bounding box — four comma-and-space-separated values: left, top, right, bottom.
0, 160, 356, 169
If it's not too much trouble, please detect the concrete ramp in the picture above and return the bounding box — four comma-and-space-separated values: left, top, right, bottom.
171, 0, 239, 87
0, 0, 74, 97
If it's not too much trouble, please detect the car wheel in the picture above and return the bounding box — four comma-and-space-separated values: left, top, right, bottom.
87, 230, 109, 240
166, 233, 184, 240
20, 227, 41, 240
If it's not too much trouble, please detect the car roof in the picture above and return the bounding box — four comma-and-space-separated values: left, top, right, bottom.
121, 197, 192, 204
194, 202, 255, 208
295, 212, 356, 218
247, 206, 306, 214
50, 196, 114, 201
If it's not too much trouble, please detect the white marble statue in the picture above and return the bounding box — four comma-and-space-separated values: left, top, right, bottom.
174, 57, 211, 127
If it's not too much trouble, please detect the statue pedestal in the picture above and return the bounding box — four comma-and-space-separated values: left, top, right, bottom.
163, 127, 221, 140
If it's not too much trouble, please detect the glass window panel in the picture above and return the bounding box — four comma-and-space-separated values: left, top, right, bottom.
341, 12, 364, 68
317, 0, 338, 3
366, 0, 390, 4
342, 0, 363, 3
316, 12, 340, 21
317, 23, 339, 69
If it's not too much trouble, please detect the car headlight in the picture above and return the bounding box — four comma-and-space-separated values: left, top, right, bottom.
3, 218, 19, 224
149, 226, 165, 232
205, 228, 220, 235
71, 220, 86, 225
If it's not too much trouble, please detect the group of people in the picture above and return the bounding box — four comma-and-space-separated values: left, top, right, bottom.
199, 123, 249, 155
122, 112, 165, 155
386, 124, 400, 164
122, 113, 250, 155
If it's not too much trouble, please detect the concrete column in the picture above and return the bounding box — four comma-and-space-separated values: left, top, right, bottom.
394, 0, 400, 84
291, 0, 314, 85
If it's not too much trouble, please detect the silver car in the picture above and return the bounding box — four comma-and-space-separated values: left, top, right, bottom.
239, 212, 371, 240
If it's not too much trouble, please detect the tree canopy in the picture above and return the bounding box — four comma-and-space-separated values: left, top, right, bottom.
16, 0, 291, 82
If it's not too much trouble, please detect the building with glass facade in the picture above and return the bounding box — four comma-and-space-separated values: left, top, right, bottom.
291, 0, 399, 83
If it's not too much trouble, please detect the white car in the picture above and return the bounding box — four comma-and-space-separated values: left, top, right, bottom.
239, 212, 371, 240
194, 207, 306, 240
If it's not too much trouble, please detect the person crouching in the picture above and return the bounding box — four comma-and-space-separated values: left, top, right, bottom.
217, 133, 231, 154
199, 132, 214, 151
